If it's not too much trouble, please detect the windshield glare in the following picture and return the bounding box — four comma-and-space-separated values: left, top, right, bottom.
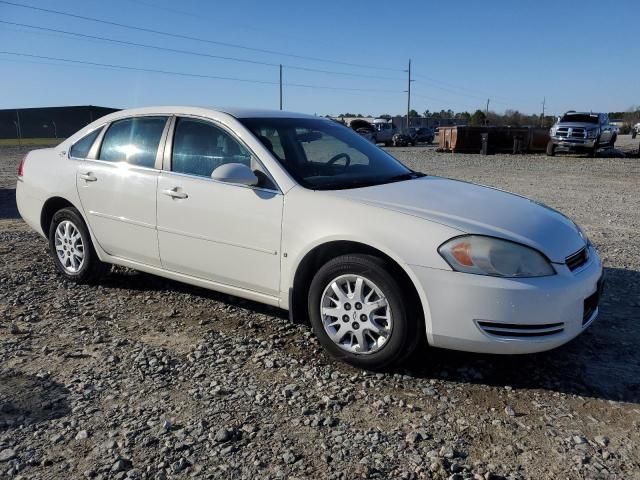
560, 113, 599, 124
239, 117, 416, 190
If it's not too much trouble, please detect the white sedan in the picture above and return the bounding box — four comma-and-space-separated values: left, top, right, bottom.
16, 107, 604, 370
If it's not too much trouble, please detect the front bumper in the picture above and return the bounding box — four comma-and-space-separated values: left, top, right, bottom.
551, 136, 596, 150
411, 245, 603, 354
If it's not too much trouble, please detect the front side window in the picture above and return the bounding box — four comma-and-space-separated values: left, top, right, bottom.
70, 127, 103, 159
240, 117, 417, 190
171, 117, 253, 178
99, 117, 167, 168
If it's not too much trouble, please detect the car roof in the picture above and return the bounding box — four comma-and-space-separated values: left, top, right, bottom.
97, 105, 318, 121
563, 111, 599, 116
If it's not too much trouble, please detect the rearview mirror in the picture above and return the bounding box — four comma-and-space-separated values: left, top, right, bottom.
211, 163, 258, 186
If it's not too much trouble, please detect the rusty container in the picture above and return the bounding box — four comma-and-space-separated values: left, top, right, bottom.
438, 126, 550, 153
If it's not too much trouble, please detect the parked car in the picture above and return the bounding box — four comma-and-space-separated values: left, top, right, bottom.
16, 106, 603, 370
547, 111, 617, 157
412, 127, 435, 145
392, 132, 412, 147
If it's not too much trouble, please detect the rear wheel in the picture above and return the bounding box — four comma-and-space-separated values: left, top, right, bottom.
48, 207, 109, 283
546, 141, 556, 156
308, 254, 421, 370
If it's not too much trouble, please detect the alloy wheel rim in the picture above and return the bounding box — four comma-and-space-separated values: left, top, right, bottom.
320, 274, 393, 355
54, 220, 85, 273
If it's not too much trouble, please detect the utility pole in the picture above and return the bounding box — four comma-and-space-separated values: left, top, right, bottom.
406, 59, 412, 130
52, 120, 58, 139
485, 98, 490, 125
279, 64, 283, 111
13, 110, 22, 145
541, 97, 546, 127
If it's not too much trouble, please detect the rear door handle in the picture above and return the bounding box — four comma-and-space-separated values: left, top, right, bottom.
162, 187, 188, 199
79, 172, 97, 182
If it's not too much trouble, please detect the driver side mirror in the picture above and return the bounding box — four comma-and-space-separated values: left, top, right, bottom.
211, 162, 259, 186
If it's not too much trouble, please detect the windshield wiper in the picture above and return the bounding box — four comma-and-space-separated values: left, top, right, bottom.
385, 171, 426, 183
312, 172, 425, 190
313, 179, 382, 190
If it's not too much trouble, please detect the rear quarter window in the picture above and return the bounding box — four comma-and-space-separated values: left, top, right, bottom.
69, 127, 103, 159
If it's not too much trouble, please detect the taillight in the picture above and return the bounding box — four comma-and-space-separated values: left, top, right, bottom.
17, 154, 27, 177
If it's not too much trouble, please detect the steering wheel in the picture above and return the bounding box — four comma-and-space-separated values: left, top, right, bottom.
327, 153, 351, 170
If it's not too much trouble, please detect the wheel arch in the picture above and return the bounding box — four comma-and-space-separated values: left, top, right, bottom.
289, 240, 430, 339
40, 196, 93, 240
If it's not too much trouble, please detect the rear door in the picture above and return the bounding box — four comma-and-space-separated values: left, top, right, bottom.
76, 116, 169, 267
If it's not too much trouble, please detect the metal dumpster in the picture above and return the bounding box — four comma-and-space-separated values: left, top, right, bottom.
438, 126, 550, 153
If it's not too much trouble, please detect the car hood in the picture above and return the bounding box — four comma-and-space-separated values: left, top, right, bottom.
328, 176, 585, 263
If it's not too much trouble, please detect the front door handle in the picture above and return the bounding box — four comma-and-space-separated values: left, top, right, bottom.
79, 172, 97, 182
162, 187, 188, 199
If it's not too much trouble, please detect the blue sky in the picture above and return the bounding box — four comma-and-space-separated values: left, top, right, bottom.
0, 0, 638, 116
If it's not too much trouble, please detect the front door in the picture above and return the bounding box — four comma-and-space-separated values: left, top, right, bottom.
156, 117, 283, 296
76, 116, 168, 267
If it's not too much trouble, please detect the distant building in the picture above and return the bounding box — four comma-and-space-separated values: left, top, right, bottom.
0, 105, 119, 139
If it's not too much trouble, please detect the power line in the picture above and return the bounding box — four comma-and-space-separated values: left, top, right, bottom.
0, 20, 405, 81
411, 93, 482, 111
413, 73, 535, 107
0, 51, 403, 93
0, 0, 402, 72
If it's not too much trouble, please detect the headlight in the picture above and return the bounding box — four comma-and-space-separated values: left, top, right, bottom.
586, 128, 599, 138
438, 235, 555, 277
574, 222, 590, 246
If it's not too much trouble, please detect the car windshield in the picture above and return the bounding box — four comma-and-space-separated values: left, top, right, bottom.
239, 117, 421, 190
560, 113, 599, 124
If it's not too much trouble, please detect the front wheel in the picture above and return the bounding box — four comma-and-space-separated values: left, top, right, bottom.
308, 254, 421, 370
48, 207, 109, 283
590, 139, 599, 158
546, 141, 556, 156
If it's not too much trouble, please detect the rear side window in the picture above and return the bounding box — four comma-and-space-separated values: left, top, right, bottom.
70, 127, 103, 159
99, 117, 167, 168
171, 117, 251, 177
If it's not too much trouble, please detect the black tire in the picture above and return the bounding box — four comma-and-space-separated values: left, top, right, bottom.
632, 130, 637, 140
48, 207, 109, 283
610, 134, 617, 148
546, 141, 556, 156
589, 139, 599, 158
307, 254, 422, 371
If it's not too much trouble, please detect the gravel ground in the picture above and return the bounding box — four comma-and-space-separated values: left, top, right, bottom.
1, 137, 639, 480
